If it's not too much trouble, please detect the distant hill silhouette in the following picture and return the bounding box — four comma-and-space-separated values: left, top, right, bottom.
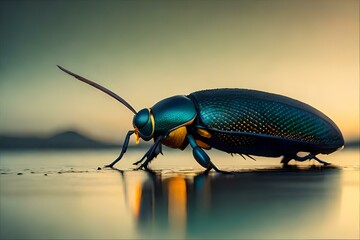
0, 130, 120, 150
345, 138, 360, 149
0, 130, 358, 150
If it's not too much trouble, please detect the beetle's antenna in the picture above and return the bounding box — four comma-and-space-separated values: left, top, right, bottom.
57, 65, 137, 114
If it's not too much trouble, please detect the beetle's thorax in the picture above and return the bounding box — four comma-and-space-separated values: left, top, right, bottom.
149, 95, 198, 149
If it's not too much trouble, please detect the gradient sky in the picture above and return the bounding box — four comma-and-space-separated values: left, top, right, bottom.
0, 0, 358, 143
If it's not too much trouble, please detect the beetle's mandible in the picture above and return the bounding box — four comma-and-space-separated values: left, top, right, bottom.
57, 66, 344, 172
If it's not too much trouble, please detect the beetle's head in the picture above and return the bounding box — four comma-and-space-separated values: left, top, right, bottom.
133, 108, 154, 143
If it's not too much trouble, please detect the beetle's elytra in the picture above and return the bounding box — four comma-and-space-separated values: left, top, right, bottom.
58, 66, 344, 172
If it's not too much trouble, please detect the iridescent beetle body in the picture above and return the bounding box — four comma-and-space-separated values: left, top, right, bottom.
58, 66, 344, 172
189, 89, 344, 165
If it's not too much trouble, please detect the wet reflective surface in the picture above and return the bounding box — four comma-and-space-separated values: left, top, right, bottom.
0, 150, 359, 239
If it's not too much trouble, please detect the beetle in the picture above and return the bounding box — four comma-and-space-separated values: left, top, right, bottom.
57, 65, 344, 172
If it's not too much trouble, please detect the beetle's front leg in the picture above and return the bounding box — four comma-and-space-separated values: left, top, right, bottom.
133, 147, 152, 165
105, 130, 134, 168
135, 137, 163, 170
186, 135, 222, 172
133, 138, 162, 166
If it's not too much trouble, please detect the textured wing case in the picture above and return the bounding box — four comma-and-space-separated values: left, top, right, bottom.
189, 89, 343, 156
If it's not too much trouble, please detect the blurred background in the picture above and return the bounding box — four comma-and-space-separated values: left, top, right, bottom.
1, 2, 359, 239
0, 0, 359, 145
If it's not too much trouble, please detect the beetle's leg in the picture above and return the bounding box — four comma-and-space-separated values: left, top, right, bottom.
186, 135, 222, 172
133, 147, 152, 165
133, 138, 162, 166
281, 155, 292, 166
105, 130, 134, 168
136, 137, 163, 170
203, 166, 212, 175
245, 154, 256, 161
187, 135, 211, 168
154, 143, 163, 156
289, 153, 330, 166
313, 155, 330, 165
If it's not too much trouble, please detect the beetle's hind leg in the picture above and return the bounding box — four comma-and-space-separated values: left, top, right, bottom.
312, 155, 330, 166
294, 153, 330, 165
281, 155, 292, 166
282, 153, 330, 166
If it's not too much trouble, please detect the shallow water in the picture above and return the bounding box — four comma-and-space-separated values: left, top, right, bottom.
0, 149, 359, 239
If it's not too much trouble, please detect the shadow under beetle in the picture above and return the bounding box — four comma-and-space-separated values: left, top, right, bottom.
58, 66, 344, 172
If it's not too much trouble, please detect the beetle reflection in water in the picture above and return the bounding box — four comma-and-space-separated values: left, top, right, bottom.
58, 66, 344, 171
115, 168, 341, 239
